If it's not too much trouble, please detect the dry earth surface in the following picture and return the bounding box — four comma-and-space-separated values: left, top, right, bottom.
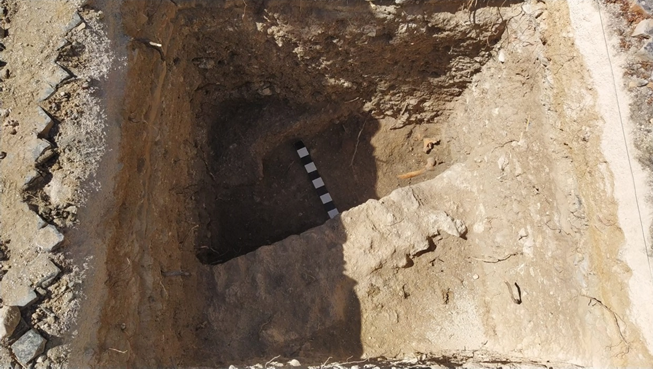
0, 0, 652, 368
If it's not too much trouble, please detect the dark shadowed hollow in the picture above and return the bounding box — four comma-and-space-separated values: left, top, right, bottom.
117, 0, 511, 265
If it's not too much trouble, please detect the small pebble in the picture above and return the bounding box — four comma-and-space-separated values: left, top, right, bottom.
0, 152, 5, 159
473, 274, 479, 280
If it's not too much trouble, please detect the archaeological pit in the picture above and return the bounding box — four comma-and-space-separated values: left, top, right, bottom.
75, 0, 517, 366
115, 1, 512, 266
5, 0, 651, 368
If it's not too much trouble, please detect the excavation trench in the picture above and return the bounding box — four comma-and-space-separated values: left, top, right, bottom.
122, 0, 508, 265
90, 0, 515, 366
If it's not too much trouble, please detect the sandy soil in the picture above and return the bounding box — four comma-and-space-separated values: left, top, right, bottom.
568, 0, 653, 357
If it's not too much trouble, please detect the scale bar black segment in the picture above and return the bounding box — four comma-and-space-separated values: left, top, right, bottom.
295, 141, 339, 219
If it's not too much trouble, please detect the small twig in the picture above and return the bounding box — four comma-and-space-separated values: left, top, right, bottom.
339, 358, 368, 365
472, 251, 522, 263
397, 168, 426, 180
321, 356, 332, 368
504, 281, 522, 304
159, 280, 168, 300
345, 97, 360, 103
265, 355, 280, 368
108, 348, 128, 354
258, 314, 274, 335
350, 118, 367, 167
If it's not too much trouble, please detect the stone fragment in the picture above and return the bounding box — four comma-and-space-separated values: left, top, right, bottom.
35, 358, 52, 369
426, 211, 467, 238
632, 19, 653, 38
287, 359, 301, 366
34, 224, 64, 252
1, 284, 38, 307
423, 137, 439, 154
22, 169, 42, 190
0, 306, 20, 340
522, 2, 545, 18
635, 40, 653, 62
63, 12, 83, 34
35, 107, 54, 138
44, 63, 71, 88
46, 344, 69, 363
28, 254, 61, 287
498, 49, 506, 63
0, 346, 12, 368
30, 138, 51, 163
497, 155, 509, 171
11, 329, 46, 366
56, 38, 70, 50
38, 83, 56, 102
635, 78, 649, 87
193, 57, 215, 69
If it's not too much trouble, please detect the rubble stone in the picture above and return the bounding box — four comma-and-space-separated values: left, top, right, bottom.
0, 306, 20, 340
11, 329, 46, 366
29, 139, 51, 163
28, 254, 61, 287
0, 283, 38, 307
35, 107, 54, 138
632, 19, 653, 38
34, 224, 64, 252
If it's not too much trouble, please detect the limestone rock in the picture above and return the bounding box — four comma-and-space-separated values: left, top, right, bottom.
635, 40, 653, 62
43, 63, 71, 88
28, 254, 61, 287
22, 169, 42, 190
29, 138, 51, 163
632, 19, 653, 38
36, 107, 54, 138
11, 329, 46, 366
0, 306, 20, 340
63, 12, 83, 34
0, 346, 13, 368
34, 224, 64, 252
37, 83, 56, 102
0, 284, 38, 307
